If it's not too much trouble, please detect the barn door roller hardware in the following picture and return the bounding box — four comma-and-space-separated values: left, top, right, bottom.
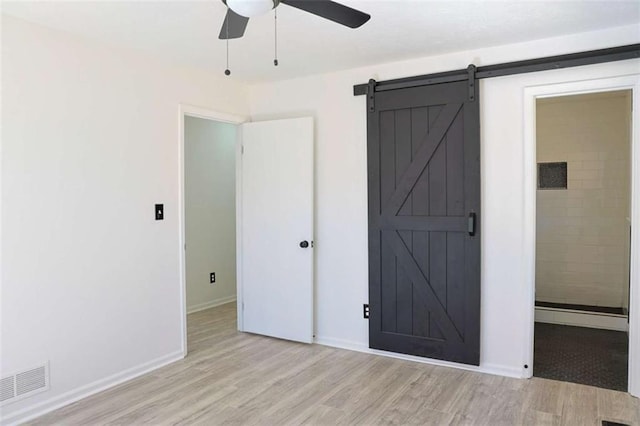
467, 64, 476, 102
367, 79, 376, 112
354, 44, 640, 96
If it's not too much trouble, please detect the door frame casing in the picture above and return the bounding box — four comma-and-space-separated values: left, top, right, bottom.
178, 104, 248, 357
522, 74, 640, 396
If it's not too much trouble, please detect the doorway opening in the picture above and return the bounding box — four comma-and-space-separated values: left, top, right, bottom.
533, 90, 632, 391
179, 106, 245, 356
179, 108, 316, 356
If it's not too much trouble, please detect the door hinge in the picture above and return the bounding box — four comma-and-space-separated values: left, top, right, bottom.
363, 304, 370, 319
467, 64, 476, 102
367, 79, 377, 113
241, 145, 244, 154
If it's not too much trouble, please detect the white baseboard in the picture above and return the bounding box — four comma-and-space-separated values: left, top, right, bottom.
187, 295, 236, 314
0, 350, 184, 426
314, 336, 523, 379
535, 306, 629, 332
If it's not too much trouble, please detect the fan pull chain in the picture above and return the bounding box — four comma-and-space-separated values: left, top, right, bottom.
273, 8, 278, 66
225, 11, 231, 76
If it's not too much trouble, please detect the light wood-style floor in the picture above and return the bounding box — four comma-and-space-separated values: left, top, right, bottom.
29, 303, 640, 425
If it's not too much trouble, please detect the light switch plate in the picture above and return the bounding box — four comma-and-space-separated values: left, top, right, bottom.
155, 204, 164, 220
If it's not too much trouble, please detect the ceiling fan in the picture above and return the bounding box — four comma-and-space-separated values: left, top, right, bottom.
219, 0, 371, 40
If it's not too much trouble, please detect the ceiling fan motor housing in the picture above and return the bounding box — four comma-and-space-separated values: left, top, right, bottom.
223, 0, 280, 18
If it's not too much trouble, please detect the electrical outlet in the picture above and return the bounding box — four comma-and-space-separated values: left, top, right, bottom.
363, 304, 370, 319
210, 272, 216, 284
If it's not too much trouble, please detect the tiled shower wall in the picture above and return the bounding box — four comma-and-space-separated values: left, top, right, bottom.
536, 91, 631, 308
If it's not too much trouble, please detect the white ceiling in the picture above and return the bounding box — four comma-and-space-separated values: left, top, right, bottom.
2, 0, 639, 83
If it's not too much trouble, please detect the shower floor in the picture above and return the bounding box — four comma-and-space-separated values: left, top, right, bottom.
534, 322, 628, 391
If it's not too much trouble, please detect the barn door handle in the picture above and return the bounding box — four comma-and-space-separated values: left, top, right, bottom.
468, 212, 476, 236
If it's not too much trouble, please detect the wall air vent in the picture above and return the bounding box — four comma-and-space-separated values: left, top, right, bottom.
0, 363, 49, 406
0, 376, 15, 403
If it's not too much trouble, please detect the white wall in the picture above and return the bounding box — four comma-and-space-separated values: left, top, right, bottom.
248, 24, 640, 378
0, 15, 247, 423
536, 92, 631, 308
185, 117, 237, 313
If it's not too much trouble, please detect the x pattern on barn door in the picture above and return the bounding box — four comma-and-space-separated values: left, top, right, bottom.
368, 80, 480, 365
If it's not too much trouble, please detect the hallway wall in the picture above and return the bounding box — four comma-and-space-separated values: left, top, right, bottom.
185, 117, 237, 313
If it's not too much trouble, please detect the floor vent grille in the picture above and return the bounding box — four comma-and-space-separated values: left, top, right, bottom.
0, 363, 49, 406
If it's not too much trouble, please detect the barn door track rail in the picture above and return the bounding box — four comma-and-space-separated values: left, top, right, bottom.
354, 43, 640, 100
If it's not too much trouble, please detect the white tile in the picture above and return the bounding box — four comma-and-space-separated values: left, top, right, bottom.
581, 160, 605, 170
581, 179, 603, 189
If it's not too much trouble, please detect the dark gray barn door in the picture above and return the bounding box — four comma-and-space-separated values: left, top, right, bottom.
367, 79, 480, 365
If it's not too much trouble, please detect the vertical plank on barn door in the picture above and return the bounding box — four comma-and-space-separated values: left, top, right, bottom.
367, 80, 480, 365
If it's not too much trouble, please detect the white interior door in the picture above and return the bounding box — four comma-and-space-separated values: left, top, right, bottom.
240, 117, 314, 343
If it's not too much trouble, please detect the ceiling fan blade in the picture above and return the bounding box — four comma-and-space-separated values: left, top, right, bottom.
219, 8, 249, 39
281, 0, 370, 29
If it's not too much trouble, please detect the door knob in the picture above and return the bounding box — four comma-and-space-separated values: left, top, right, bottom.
299, 240, 309, 248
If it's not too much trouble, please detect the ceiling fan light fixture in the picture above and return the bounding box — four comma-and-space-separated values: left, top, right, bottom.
226, 0, 276, 18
